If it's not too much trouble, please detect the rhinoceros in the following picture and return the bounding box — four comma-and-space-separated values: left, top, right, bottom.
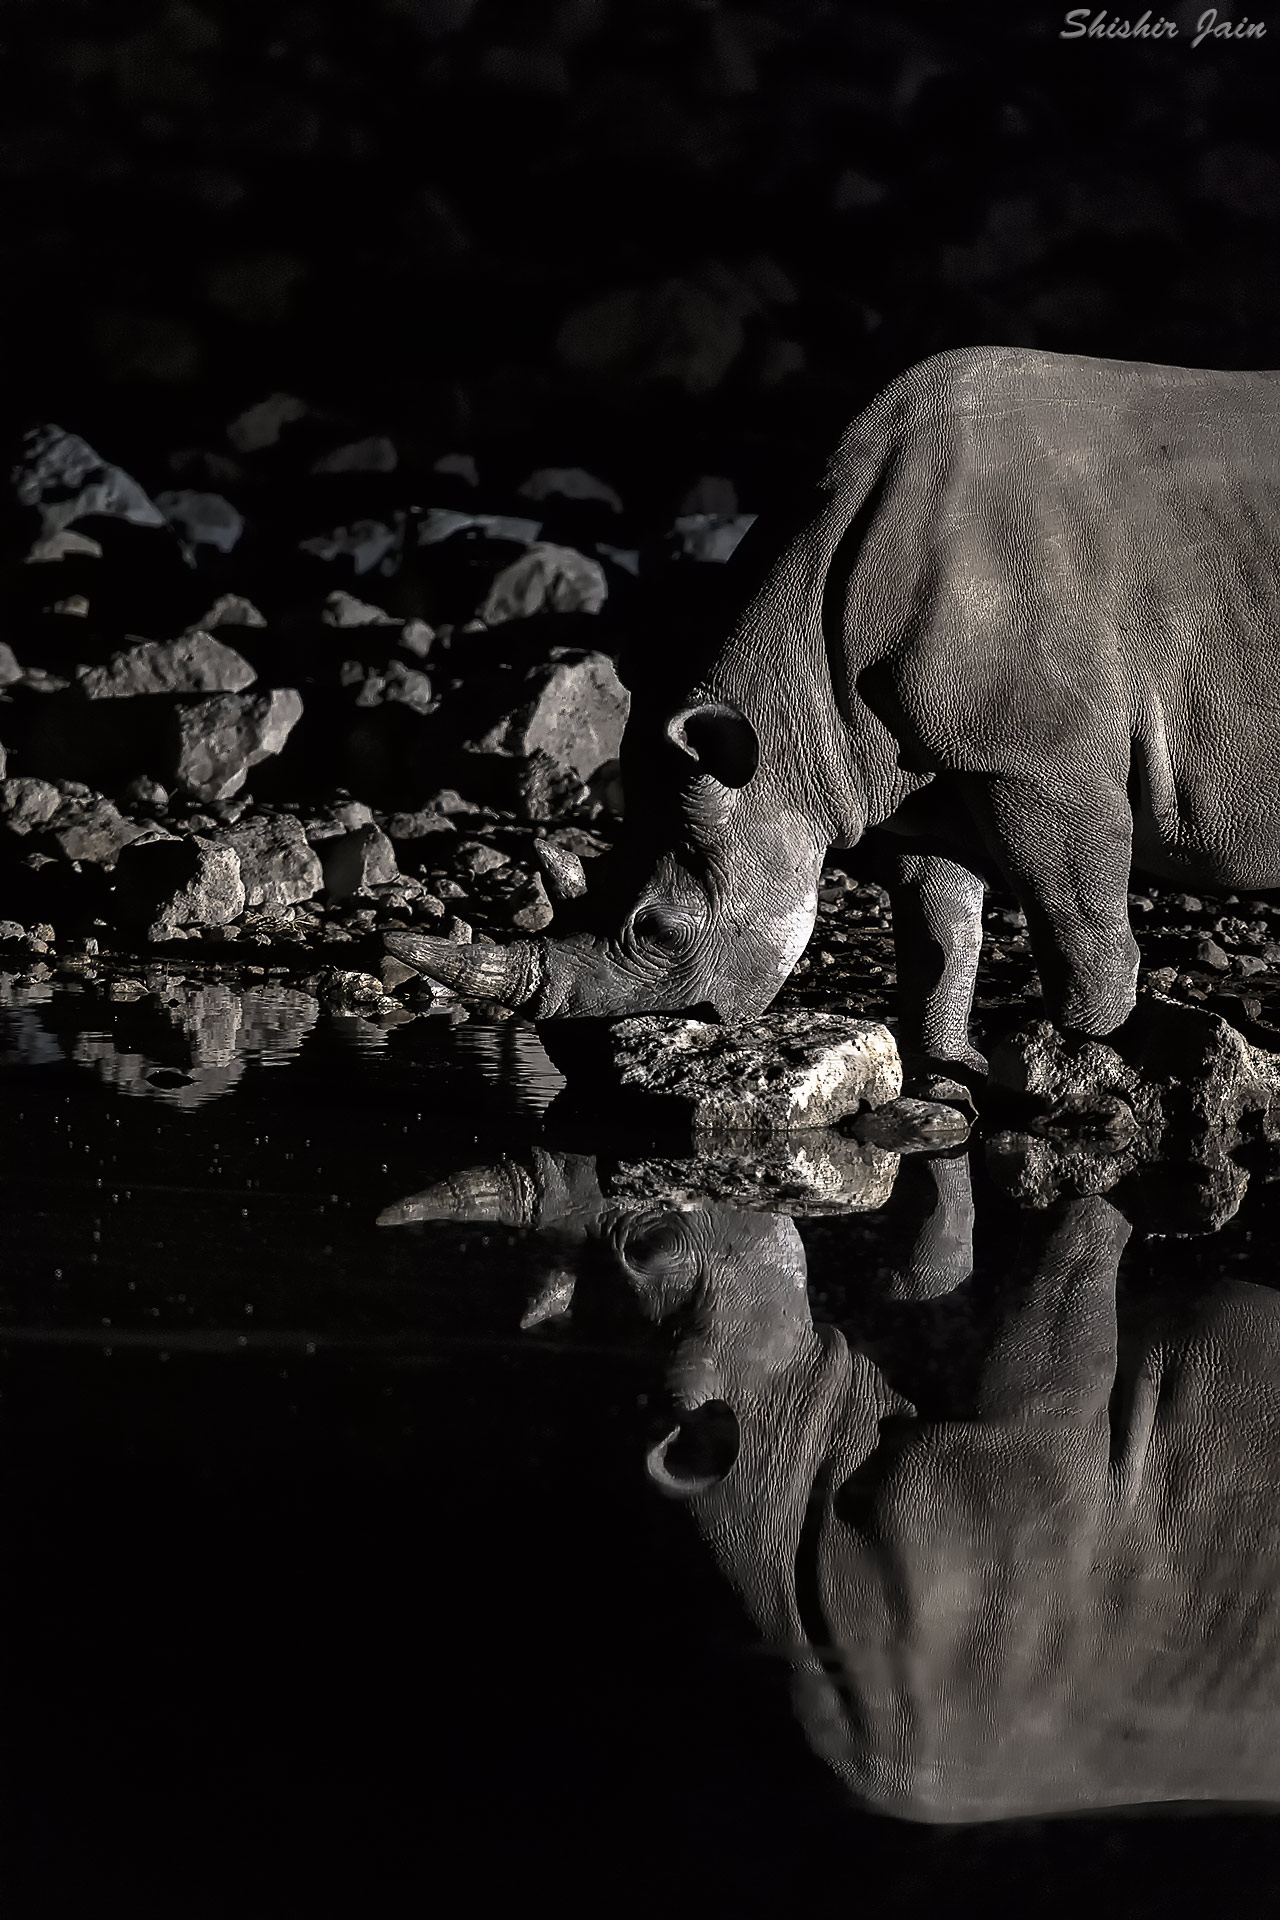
393, 1144, 1280, 1818
388, 348, 1280, 1076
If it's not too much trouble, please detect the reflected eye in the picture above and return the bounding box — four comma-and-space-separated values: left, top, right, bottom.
623, 1216, 688, 1272
631, 905, 699, 955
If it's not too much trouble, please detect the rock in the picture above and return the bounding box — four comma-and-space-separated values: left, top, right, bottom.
113, 834, 245, 939
311, 436, 398, 475
299, 519, 399, 575
398, 618, 435, 658
465, 648, 628, 786
1237, 954, 1269, 977
344, 659, 433, 712
556, 275, 746, 395
226, 392, 308, 453
0, 919, 24, 942
0, 643, 23, 686
186, 593, 267, 633
679, 475, 739, 517
120, 774, 169, 811
516, 467, 623, 513
223, 813, 323, 909
511, 871, 554, 931
852, 1097, 972, 1152
419, 507, 541, 548
25, 528, 104, 562
433, 452, 478, 486
1197, 937, 1231, 970
0, 777, 61, 833
670, 511, 758, 562
169, 688, 303, 802
313, 967, 399, 1012
385, 808, 457, 844
78, 633, 256, 699
154, 490, 244, 554
534, 839, 587, 903
317, 822, 398, 900
42, 793, 143, 865
380, 954, 421, 992
990, 993, 1280, 1146
476, 542, 608, 624
546, 1011, 902, 1138
321, 590, 399, 628
13, 425, 166, 538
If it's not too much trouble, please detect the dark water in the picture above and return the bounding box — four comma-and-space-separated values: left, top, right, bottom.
7, 971, 1280, 1915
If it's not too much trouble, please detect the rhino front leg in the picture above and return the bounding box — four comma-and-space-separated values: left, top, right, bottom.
889, 853, 987, 1077
973, 772, 1140, 1038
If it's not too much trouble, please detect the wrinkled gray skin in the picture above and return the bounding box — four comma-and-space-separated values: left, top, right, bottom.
626, 1176, 1280, 1821
390, 1148, 1280, 1819
388, 347, 1280, 1076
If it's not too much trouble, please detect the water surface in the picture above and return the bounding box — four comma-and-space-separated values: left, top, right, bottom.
7, 974, 1280, 1913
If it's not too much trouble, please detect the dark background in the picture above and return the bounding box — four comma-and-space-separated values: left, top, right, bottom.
5, 0, 1280, 501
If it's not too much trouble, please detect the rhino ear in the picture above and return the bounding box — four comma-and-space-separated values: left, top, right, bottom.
644, 1400, 740, 1498
666, 701, 759, 788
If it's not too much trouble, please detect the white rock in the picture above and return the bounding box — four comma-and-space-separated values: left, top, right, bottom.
226, 392, 308, 453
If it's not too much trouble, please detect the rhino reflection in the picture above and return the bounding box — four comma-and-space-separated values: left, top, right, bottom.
387, 1146, 1280, 1821
636, 1186, 1280, 1821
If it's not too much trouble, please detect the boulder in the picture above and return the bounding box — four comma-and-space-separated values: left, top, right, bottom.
0, 777, 61, 834
226, 392, 308, 453
78, 633, 256, 700
342, 658, 433, 712
168, 688, 303, 802
321, 590, 400, 628
0, 643, 21, 686
544, 1011, 902, 1138
310, 436, 398, 474
852, 1097, 972, 1152
112, 833, 245, 939
464, 647, 628, 786
516, 467, 623, 513
477, 542, 607, 624
41, 793, 143, 866
14, 424, 166, 538
223, 813, 324, 909
186, 594, 267, 633
154, 490, 244, 554
316, 821, 398, 900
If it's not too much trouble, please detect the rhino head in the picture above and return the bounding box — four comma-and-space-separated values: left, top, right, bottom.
386, 685, 858, 1020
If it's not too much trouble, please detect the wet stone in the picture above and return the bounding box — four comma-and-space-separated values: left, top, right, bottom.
851, 1096, 973, 1152
550, 1011, 902, 1138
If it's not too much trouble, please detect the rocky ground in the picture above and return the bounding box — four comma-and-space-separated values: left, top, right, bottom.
3, 411, 1280, 1047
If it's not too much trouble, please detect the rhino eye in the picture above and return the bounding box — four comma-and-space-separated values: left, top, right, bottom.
631, 904, 698, 955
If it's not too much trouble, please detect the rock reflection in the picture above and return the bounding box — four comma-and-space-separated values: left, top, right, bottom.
385, 1144, 1280, 1821
0, 969, 318, 1106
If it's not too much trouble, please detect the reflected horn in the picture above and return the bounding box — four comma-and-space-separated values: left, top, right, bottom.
377, 1160, 538, 1228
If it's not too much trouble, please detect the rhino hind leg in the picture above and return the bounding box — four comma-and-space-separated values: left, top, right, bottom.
889, 853, 987, 1077
973, 771, 1140, 1039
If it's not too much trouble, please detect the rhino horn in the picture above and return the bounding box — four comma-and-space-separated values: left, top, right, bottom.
377, 1159, 538, 1228
383, 931, 544, 1007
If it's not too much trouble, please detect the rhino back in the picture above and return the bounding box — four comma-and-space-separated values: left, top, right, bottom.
827, 347, 1280, 879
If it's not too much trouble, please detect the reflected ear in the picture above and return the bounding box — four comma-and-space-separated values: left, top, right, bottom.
666, 702, 759, 788
644, 1400, 741, 1498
